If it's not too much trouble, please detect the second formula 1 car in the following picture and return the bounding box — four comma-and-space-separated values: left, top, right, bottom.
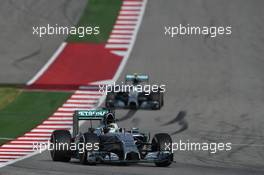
105, 74, 164, 110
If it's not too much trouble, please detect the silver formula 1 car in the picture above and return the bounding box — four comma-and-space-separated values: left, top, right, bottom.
50, 108, 173, 167
105, 74, 164, 110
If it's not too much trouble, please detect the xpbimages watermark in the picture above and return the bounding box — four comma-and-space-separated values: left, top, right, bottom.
164, 24, 232, 38
164, 140, 232, 154
33, 141, 99, 154
99, 82, 166, 95
32, 24, 100, 38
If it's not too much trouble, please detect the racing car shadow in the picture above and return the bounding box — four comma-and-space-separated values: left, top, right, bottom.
69, 160, 131, 167
117, 109, 137, 122
69, 160, 174, 167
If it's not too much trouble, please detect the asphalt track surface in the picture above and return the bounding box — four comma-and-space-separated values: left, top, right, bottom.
0, 0, 86, 84
1, 0, 264, 174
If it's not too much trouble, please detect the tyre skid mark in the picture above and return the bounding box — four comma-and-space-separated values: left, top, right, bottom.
161, 110, 188, 135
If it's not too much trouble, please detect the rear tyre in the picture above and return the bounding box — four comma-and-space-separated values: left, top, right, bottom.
151, 133, 173, 167
79, 133, 100, 165
50, 130, 71, 162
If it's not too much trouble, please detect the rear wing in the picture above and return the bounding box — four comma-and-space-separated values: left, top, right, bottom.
73, 109, 111, 137
125, 74, 149, 82
75, 109, 109, 120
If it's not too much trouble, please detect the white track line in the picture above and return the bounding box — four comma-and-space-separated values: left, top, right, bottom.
43, 121, 72, 124
58, 108, 91, 112
0, 149, 32, 152
48, 117, 72, 120
108, 39, 131, 43
111, 51, 127, 57
109, 35, 132, 39
30, 129, 55, 132
116, 20, 138, 25
71, 95, 100, 99
75, 90, 102, 94
123, 2, 143, 5
67, 99, 97, 103
0, 155, 21, 158
120, 10, 140, 15
118, 16, 138, 20
105, 44, 130, 49
113, 0, 147, 82
53, 112, 73, 116
10, 141, 45, 144
108, 40, 131, 44
114, 25, 135, 29
25, 133, 51, 137
112, 30, 134, 34
37, 125, 71, 129
17, 137, 49, 140
26, 43, 67, 85
0, 152, 28, 155
1, 145, 33, 148
63, 103, 93, 107
0, 159, 17, 162
121, 6, 141, 10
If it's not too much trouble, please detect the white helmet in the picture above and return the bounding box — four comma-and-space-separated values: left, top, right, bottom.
108, 123, 119, 133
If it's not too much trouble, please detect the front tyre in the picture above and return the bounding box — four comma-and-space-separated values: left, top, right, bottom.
151, 133, 173, 167
79, 133, 100, 165
150, 92, 161, 110
160, 92, 164, 107
50, 130, 72, 162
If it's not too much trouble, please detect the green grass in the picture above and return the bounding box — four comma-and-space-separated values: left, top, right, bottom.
0, 88, 21, 110
0, 90, 71, 145
67, 0, 122, 43
0, 0, 122, 145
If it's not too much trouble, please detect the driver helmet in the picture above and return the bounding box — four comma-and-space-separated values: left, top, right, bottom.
133, 73, 139, 85
104, 113, 115, 125
108, 123, 119, 133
